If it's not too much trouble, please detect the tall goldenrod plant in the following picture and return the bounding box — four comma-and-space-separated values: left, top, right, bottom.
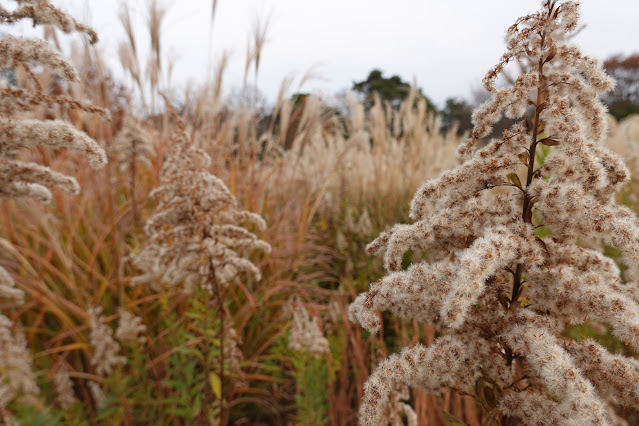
350, 1, 639, 424
0, 0, 106, 420
132, 107, 270, 424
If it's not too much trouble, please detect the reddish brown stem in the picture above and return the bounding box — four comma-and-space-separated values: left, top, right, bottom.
509, 35, 546, 309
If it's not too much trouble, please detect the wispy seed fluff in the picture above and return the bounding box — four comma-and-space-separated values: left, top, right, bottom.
0, 1, 107, 204
132, 115, 270, 291
2, 0, 98, 43
287, 299, 330, 358
0, 266, 24, 303
88, 307, 126, 377
0, 1, 104, 413
0, 315, 39, 407
115, 307, 146, 344
53, 365, 77, 409
349, 1, 639, 425
113, 116, 154, 174
88, 380, 106, 409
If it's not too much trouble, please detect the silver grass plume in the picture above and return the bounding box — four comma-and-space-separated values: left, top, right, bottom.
349, 1, 639, 424
113, 116, 154, 175
113, 116, 154, 221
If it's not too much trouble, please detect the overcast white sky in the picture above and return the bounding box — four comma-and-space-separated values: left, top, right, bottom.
9, 0, 639, 108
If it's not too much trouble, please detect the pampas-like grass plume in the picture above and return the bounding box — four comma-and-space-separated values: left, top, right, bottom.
349, 1, 639, 424
113, 116, 154, 174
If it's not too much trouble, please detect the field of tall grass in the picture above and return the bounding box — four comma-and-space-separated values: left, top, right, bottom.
2, 1, 639, 425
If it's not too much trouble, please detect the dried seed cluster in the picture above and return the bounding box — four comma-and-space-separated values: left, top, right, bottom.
349, 2, 639, 424
0, 0, 106, 413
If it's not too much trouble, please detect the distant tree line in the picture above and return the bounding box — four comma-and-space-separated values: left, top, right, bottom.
245, 58, 639, 151
603, 53, 639, 120
352, 56, 639, 136
352, 69, 473, 136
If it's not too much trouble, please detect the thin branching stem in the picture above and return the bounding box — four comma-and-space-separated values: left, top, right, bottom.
510, 34, 546, 310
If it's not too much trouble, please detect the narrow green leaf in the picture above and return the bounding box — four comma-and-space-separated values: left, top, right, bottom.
209, 372, 222, 399
518, 153, 529, 166
442, 410, 467, 426
507, 173, 522, 188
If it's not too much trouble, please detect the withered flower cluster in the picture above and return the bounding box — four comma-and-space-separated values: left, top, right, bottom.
132, 111, 270, 421
132, 115, 270, 291
287, 298, 330, 358
0, 0, 106, 413
349, 1, 639, 424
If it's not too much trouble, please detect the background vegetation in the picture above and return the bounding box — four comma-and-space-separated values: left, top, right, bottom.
2, 1, 639, 424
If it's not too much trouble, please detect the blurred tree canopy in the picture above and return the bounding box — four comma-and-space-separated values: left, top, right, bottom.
603, 53, 639, 121
352, 69, 435, 111
439, 97, 473, 136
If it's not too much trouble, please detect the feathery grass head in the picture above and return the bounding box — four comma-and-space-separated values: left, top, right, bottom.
1, 0, 98, 43
113, 116, 154, 174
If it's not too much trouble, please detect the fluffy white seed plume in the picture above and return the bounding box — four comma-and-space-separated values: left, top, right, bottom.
0, 0, 105, 413
349, 1, 639, 424
502, 316, 609, 424
0, 35, 77, 81
287, 299, 330, 358
115, 308, 146, 344
358, 332, 502, 425
88, 307, 126, 377
499, 390, 576, 426
564, 339, 639, 408
0, 119, 106, 204
113, 116, 154, 174
132, 114, 270, 291
0, 267, 24, 303
0, 315, 39, 407
0, 2, 107, 205
1, 0, 98, 43
53, 365, 77, 409
0, 119, 107, 169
